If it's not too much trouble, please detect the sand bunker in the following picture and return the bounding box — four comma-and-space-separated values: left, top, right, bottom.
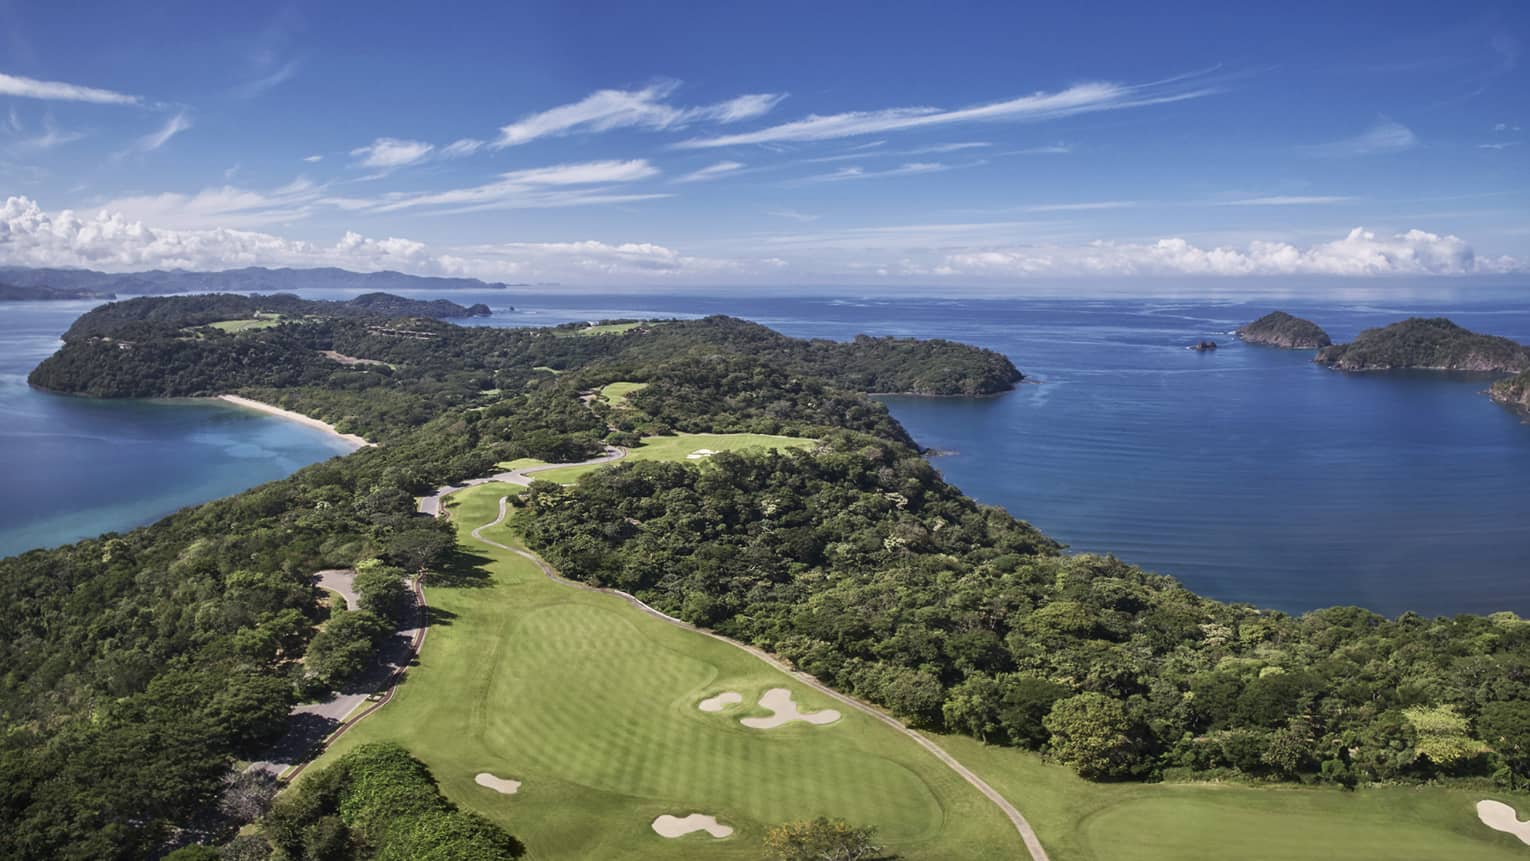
740, 687, 841, 729
685, 448, 718, 460
698, 691, 743, 712
474, 773, 521, 795
1478, 800, 1530, 845
652, 813, 733, 839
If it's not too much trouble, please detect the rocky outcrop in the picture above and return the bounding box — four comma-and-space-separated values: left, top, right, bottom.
1188, 340, 1218, 352
1237, 311, 1331, 349
1315, 318, 1530, 372
1492, 371, 1530, 415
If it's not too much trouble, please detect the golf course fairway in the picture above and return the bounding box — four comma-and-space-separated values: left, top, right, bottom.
308, 482, 1021, 859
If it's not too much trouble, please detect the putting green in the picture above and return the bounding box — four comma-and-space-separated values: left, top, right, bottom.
308, 483, 1019, 859
934, 734, 1530, 860
521, 432, 816, 484
599, 380, 648, 407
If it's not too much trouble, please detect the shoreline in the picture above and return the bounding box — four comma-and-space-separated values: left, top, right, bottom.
215, 394, 373, 448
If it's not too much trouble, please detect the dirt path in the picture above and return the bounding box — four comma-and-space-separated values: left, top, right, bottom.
467, 493, 1051, 861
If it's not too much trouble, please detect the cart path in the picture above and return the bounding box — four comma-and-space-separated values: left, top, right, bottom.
467, 491, 1051, 861
415, 446, 627, 516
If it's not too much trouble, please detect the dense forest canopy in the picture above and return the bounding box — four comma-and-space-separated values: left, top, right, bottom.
1316, 317, 1530, 372
1236, 311, 1332, 349
7, 294, 1530, 858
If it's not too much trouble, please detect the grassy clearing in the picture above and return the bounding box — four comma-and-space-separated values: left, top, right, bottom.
209, 313, 283, 332
933, 734, 1530, 860
579, 321, 644, 336
526, 432, 816, 484
307, 483, 1019, 859
599, 380, 648, 407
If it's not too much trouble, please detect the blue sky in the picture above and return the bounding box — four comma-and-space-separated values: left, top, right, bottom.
0, 0, 1525, 286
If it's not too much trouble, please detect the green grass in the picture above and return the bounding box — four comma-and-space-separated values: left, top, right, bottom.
208, 316, 283, 333
599, 380, 648, 407
933, 734, 1530, 860
526, 432, 816, 484
579, 321, 644, 336
307, 483, 1019, 859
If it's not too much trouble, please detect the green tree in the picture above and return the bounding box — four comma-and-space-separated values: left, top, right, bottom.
1044, 693, 1138, 779
353, 561, 412, 622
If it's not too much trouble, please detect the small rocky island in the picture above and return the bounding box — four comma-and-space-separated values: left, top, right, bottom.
1188, 340, 1218, 351
1315, 318, 1530, 372
1237, 311, 1331, 349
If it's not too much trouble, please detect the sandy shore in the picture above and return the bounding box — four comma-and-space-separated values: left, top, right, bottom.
216, 394, 372, 448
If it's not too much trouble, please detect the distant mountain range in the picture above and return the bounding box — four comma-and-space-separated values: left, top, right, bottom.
0, 265, 528, 301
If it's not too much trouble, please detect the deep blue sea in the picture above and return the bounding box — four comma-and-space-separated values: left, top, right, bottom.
4, 288, 1529, 617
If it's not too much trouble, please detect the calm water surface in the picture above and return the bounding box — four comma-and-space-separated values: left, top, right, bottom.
4, 289, 1529, 617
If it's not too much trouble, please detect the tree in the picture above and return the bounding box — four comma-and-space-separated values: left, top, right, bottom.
353, 561, 412, 622
1044, 693, 1138, 779
386, 527, 454, 572
305, 611, 390, 687
1479, 701, 1530, 772
764, 817, 891, 861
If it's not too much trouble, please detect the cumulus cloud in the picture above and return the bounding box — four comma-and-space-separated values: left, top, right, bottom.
350, 137, 433, 169
0, 195, 754, 281
0, 71, 139, 105
939, 227, 1521, 277
493, 82, 785, 147
676, 76, 1215, 148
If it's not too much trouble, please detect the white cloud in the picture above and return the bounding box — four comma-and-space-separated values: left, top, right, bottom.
139, 111, 192, 151
676, 77, 1215, 148
939, 227, 1521, 277
1022, 200, 1136, 212
100, 179, 323, 229
350, 137, 434, 169
907, 142, 991, 154
0, 71, 139, 105
0, 195, 757, 282
802, 161, 952, 183
767, 209, 821, 223
675, 160, 745, 183
440, 138, 485, 158
1306, 119, 1417, 157
1005, 143, 1071, 155
364, 159, 663, 213
1221, 195, 1357, 206
493, 82, 786, 147
233, 60, 299, 98
303, 154, 323, 162
1478, 142, 1518, 150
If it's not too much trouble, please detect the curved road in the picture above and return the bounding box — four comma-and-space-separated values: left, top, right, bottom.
467, 492, 1051, 861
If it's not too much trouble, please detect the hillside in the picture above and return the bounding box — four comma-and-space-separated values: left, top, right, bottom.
1236, 311, 1331, 349
1315, 317, 1530, 372
0, 282, 116, 301
1492, 371, 1530, 414
0, 264, 511, 297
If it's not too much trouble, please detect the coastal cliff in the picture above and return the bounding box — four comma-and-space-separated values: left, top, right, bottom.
1315, 318, 1530, 372
1237, 311, 1331, 349
1492, 371, 1530, 415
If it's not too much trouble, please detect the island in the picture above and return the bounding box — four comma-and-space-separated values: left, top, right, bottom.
8, 296, 1530, 861
1188, 339, 1218, 351
0, 263, 511, 295
1236, 311, 1332, 349
1315, 317, 1530, 373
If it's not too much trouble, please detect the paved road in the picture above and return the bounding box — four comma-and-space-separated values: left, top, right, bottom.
315, 568, 359, 611
467, 493, 1052, 861
415, 446, 627, 517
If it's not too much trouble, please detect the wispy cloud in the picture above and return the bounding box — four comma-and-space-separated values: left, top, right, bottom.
768, 209, 821, 223
1221, 195, 1357, 206
801, 161, 953, 183
907, 141, 991, 154
362, 159, 664, 214
0, 71, 139, 105
441, 138, 485, 158
675, 75, 1217, 148
5, 113, 85, 151
303, 154, 323, 163
1023, 200, 1137, 212
139, 111, 192, 151
1478, 141, 1518, 150
233, 59, 299, 98
1305, 119, 1417, 157
676, 160, 746, 183
493, 81, 786, 148
1004, 143, 1072, 155
350, 137, 433, 169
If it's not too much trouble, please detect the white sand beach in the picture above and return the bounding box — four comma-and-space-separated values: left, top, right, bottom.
217, 395, 372, 448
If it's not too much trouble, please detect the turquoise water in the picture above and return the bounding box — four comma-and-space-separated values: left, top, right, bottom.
0, 299, 358, 557
5, 289, 1530, 617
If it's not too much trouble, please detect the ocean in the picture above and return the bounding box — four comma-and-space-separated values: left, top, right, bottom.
3, 288, 1528, 617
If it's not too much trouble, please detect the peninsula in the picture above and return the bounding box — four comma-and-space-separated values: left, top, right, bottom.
1237, 311, 1332, 349
1315, 317, 1530, 373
